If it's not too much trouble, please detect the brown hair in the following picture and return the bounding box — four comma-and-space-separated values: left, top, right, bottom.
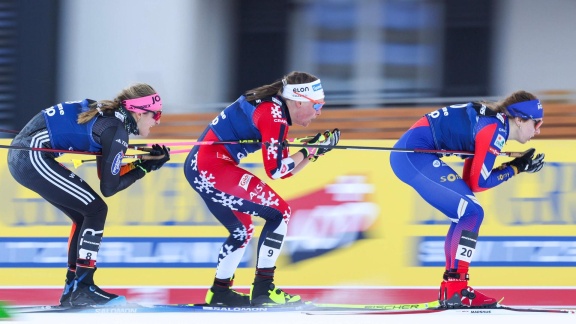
481, 90, 538, 117
244, 71, 319, 101
77, 83, 157, 124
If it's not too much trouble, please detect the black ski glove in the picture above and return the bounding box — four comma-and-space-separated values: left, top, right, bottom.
506, 148, 545, 174
137, 144, 170, 173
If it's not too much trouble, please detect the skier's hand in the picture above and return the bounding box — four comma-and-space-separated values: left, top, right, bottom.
506, 148, 545, 174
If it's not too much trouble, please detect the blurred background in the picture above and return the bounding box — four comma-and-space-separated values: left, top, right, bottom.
2, 0, 576, 130
1, 0, 576, 307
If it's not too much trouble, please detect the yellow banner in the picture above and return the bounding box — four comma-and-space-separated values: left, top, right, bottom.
1, 139, 575, 287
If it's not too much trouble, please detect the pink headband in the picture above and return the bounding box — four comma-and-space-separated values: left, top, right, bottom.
122, 93, 162, 112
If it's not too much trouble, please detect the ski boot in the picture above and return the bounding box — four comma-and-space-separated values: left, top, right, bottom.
69, 281, 126, 307
59, 279, 75, 306
250, 267, 302, 306
439, 271, 498, 308
250, 280, 302, 306
205, 276, 250, 306
59, 269, 77, 306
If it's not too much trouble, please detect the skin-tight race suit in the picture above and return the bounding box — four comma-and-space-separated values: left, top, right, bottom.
389, 102, 517, 275
184, 95, 295, 280
8, 100, 145, 277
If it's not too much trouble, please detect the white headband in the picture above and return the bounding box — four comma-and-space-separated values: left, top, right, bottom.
281, 79, 324, 102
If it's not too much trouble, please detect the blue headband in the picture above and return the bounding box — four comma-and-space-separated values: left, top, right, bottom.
507, 99, 543, 119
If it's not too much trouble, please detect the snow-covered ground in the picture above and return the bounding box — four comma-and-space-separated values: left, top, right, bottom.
7, 309, 576, 324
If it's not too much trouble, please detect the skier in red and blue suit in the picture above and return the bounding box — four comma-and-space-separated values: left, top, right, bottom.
390, 91, 545, 308
184, 71, 340, 307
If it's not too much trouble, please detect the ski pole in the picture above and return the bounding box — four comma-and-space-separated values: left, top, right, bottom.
284, 143, 526, 158
128, 137, 310, 148
132, 141, 526, 158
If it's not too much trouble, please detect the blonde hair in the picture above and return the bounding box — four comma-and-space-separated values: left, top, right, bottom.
77, 83, 157, 124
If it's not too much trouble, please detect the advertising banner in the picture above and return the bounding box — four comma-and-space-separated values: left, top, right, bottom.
1, 139, 575, 290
